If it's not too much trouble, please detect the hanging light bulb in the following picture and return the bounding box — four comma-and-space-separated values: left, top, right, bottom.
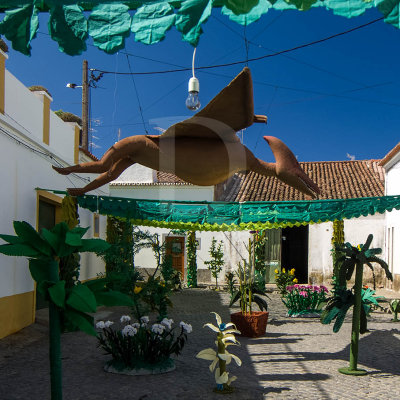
186, 77, 200, 110
186, 48, 201, 111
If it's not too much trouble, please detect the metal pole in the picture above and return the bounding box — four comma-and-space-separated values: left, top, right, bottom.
81, 60, 89, 150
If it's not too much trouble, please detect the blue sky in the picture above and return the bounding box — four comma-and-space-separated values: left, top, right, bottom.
4, 7, 400, 163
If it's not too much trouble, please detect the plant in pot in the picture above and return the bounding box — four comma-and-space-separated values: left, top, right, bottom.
229, 261, 269, 337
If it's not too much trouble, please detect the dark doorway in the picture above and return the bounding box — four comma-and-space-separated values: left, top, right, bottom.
281, 225, 309, 284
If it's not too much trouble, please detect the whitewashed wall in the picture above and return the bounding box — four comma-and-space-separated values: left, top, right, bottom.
384, 153, 400, 279
0, 69, 107, 302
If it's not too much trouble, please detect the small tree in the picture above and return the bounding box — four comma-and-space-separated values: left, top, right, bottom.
205, 238, 224, 289
321, 234, 392, 376
186, 231, 198, 287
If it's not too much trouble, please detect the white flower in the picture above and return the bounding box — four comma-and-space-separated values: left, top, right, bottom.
161, 318, 173, 330
96, 321, 105, 329
180, 321, 193, 334
151, 324, 165, 335
121, 325, 137, 337
132, 322, 140, 329
120, 315, 131, 323
104, 321, 114, 328
140, 316, 149, 324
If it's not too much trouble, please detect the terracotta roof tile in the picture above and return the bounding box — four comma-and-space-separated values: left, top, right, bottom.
379, 142, 400, 167
79, 147, 99, 161
222, 160, 384, 202
156, 171, 192, 185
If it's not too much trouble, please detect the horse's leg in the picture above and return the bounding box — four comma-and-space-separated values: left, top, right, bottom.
67, 158, 134, 196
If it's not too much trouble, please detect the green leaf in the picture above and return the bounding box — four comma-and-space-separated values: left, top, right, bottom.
223, 0, 260, 15
65, 232, 82, 247
0, 243, 40, 257
284, 0, 318, 11
63, 308, 96, 336
221, 0, 271, 25
37, 280, 52, 298
363, 234, 373, 251
29, 258, 53, 283
0, 234, 23, 244
66, 284, 97, 313
48, 281, 66, 308
0, 4, 38, 55
88, 3, 131, 54
48, 4, 87, 56
368, 256, 393, 281
176, 0, 213, 46
229, 290, 241, 307
378, 0, 400, 28
253, 295, 268, 311
79, 238, 111, 253
69, 226, 90, 238
83, 277, 107, 292
94, 290, 134, 307
131, 2, 176, 45
13, 221, 52, 256
41, 228, 61, 253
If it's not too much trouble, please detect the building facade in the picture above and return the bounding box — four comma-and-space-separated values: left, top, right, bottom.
0, 51, 107, 338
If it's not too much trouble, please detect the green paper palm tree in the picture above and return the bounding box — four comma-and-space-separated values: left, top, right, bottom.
321, 234, 392, 376
0, 221, 134, 400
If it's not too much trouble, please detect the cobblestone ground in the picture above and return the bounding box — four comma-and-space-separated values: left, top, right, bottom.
0, 288, 399, 400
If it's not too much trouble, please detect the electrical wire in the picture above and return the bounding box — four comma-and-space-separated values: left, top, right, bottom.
0, 123, 92, 185
92, 17, 384, 76
192, 47, 197, 78
125, 54, 148, 134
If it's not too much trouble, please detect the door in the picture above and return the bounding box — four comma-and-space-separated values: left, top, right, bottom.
165, 236, 185, 278
264, 229, 282, 283
281, 225, 309, 284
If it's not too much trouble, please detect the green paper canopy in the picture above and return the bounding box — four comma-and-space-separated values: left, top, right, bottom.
0, 0, 398, 55
74, 193, 400, 231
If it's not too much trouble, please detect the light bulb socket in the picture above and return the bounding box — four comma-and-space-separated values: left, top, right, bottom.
188, 77, 199, 93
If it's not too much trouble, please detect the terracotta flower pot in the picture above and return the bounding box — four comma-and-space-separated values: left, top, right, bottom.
230, 311, 269, 338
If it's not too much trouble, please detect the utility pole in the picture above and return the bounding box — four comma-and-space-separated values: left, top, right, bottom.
81, 60, 89, 150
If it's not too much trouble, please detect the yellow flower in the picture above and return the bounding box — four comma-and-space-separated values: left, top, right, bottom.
282, 268, 286, 274
134, 286, 142, 294
293, 278, 298, 283
160, 281, 165, 287
289, 268, 295, 275
274, 269, 279, 274
357, 244, 362, 251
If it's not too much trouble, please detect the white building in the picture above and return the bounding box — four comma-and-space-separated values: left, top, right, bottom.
379, 143, 400, 291
0, 51, 107, 339
110, 157, 388, 287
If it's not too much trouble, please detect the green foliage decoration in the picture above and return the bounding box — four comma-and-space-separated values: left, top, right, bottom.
0, 221, 133, 400
331, 220, 345, 280
275, 267, 298, 297
225, 271, 237, 297
204, 237, 225, 289
320, 234, 392, 375
229, 261, 269, 314
390, 299, 400, 322
186, 231, 198, 287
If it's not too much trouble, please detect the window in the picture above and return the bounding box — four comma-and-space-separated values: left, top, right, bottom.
93, 213, 100, 237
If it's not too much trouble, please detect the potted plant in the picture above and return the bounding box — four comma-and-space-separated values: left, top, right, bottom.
229, 261, 269, 337
97, 315, 192, 375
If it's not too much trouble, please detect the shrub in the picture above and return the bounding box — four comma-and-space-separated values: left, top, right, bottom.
97, 315, 192, 371
283, 285, 328, 316
275, 267, 298, 297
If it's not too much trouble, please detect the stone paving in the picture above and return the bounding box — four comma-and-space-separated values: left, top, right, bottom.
0, 288, 399, 399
